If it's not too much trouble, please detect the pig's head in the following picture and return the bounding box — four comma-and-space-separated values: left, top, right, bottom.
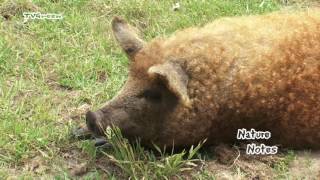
85, 17, 191, 143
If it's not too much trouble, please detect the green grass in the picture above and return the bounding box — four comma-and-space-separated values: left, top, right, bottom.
0, 0, 312, 178
103, 126, 205, 179
273, 150, 296, 179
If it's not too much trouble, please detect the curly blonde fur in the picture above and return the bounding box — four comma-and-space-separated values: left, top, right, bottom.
129, 9, 320, 148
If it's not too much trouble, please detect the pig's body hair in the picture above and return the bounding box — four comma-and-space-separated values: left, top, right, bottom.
131, 9, 320, 148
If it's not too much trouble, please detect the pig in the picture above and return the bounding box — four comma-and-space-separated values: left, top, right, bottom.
85, 9, 320, 149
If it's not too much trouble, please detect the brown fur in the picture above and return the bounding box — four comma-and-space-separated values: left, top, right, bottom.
87, 9, 320, 149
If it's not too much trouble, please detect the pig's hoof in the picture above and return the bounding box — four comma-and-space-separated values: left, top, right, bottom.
94, 137, 111, 148
72, 127, 94, 140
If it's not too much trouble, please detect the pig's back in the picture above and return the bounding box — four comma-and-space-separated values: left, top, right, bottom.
161, 9, 320, 148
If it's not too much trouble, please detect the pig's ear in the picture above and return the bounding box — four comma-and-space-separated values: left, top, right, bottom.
112, 17, 145, 58
148, 62, 191, 107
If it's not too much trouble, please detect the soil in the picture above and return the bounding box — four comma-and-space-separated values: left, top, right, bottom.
205, 144, 320, 179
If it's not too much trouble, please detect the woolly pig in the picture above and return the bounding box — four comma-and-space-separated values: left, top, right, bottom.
85, 9, 320, 149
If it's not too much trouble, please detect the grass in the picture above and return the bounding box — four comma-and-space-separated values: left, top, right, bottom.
273, 150, 296, 178
103, 126, 205, 179
0, 0, 316, 179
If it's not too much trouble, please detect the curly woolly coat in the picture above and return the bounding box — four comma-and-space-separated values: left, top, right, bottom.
86, 9, 320, 149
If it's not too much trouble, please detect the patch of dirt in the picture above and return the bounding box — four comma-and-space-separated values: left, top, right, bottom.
279, 0, 320, 8
59, 145, 123, 178
95, 156, 126, 179
63, 103, 91, 121
204, 144, 320, 179
0, 0, 41, 20
85, 0, 112, 17
288, 151, 320, 179
69, 162, 89, 176
46, 75, 73, 91
206, 144, 280, 179
22, 155, 48, 174
97, 70, 108, 83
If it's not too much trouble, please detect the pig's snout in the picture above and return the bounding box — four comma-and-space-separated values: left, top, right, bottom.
86, 110, 104, 136
86, 111, 98, 131
85, 106, 130, 137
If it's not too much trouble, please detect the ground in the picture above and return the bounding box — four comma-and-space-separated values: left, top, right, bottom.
0, 0, 319, 179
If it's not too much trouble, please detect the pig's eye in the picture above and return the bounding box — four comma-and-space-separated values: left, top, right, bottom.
140, 89, 162, 102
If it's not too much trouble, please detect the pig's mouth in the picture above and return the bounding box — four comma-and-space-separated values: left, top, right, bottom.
71, 110, 111, 148
73, 108, 139, 148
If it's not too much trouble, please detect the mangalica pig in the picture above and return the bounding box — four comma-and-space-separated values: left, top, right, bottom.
85, 9, 320, 148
